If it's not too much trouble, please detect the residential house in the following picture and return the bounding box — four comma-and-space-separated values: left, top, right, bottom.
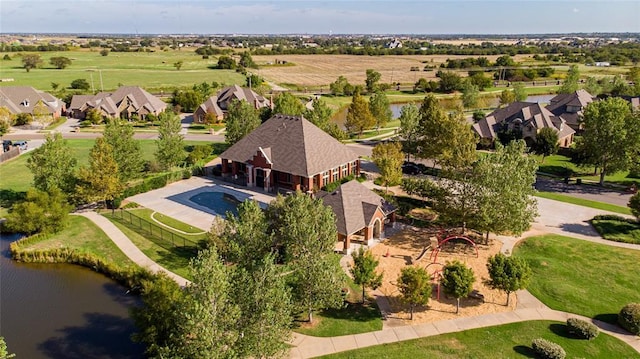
473, 101, 575, 148
219, 114, 360, 193
69, 86, 166, 120
545, 89, 595, 131
0, 86, 65, 119
193, 85, 270, 124
317, 180, 397, 254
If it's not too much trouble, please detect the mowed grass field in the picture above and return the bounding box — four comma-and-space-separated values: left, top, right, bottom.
0, 49, 245, 92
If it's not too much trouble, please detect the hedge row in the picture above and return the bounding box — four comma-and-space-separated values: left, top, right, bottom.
10, 238, 157, 291
531, 338, 566, 359
566, 318, 599, 340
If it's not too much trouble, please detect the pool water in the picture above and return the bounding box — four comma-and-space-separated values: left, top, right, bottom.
189, 191, 240, 217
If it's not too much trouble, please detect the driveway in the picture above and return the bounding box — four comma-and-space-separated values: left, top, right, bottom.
536, 176, 633, 207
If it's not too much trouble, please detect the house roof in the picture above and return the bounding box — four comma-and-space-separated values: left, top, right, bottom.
546, 89, 595, 127
318, 181, 396, 236
472, 102, 575, 140
216, 85, 270, 110
70, 86, 166, 115
0, 86, 64, 115
220, 114, 359, 178
197, 95, 224, 117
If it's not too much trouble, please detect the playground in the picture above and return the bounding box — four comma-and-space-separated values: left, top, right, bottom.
370, 228, 515, 323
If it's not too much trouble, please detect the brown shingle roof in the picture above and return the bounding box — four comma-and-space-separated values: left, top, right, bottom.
216, 85, 270, 111
546, 89, 595, 127
0, 86, 64, 115
318, 181, 396, 236
197, 95, 224, 117
70, 86, 166, 116
220, 114, 359, 178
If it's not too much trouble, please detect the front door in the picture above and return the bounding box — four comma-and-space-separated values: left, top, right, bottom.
255, 168, 264, 188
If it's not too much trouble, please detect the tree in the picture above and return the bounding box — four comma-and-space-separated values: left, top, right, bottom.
344, 90, 375, 137
629, 192, 640, 221
32, 100, 53, 128
580, 97, 640, 185
104, 119, 144, 182
231, 255, 292, 358
583, 77, 602, 96
239, 51, 257, 69
397, 266, 432, 320
173, 60, 183, 70
4, 187, 72, 235
172, 89, 204, 112
513, 82, 527, 101
369, 91, 392, 129
70, 78, 91, 90
155, 112, 185, 169
499, 89, 516, 107
469, 72, 492, 91
533, 127, 559, 163
436, 70, 462, 93
21, 53, 43, 72
0, 107, 15, 137
398, 103, 420, 161
559, 65, 580, 94
441, 261, 475, 314
268, 192, 343, 322
461, 80, 479, 108
304, 98, 345, 140
221, 199, 272, 265
76, 137, 122, 205
416, 94, 448, 162
224, 99, 261, 145
14, 113, 32, 126
330, 76, 350, 96
216, 55, 236, 69
486, 253, 532, 306
372, 141, 404, 189
49, 56, 72, 69
365, 69, 381, 93
27, 133, 77, 194
273, 92, 305, 116
0, 336, 15, 359
350, 248, 383, 303
85, 108, 104, 125
100, 49, 109, 56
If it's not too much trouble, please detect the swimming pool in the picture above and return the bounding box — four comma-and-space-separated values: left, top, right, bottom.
189, 191, 240, 217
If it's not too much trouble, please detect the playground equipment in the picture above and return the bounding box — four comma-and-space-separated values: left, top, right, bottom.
429, 235, 479, 263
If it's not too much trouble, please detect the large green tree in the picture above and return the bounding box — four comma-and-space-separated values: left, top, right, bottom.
441, 260, 475, 314
155, 112, 185, 169
533, 127, 559, 163
558, 65, 580, 94
498, 89, 516, 107
4, 187, 72, 235
369, 91, 392, 129
221, 199, 272, 265
397, 266, 432, 320
350, 248, 383, 303
416, 94, 448, 162
224, 99, 261, 145
49, 56, 72, 69
438, 110, 477, 170
398, 103, 420, 161
344, 90, 375, 137
513, 82, 527, 101
304, 98, 346, 140
365, 69, 381, 93
75, 137, 122, 205
436, 70, 462, 93
461, 80, 479, 109
27, 132, 77, 194
330, 75, 351, 96
0, 107, 15, 137
486, 253, 532, 306
273, 92, 305, 116
579, 97, 640, 185
22, 53, 43, 72
104, 119, 144, 181
372, 141, 404, 189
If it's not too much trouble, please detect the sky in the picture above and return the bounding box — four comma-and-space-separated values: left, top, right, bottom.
1, 0, 639, 35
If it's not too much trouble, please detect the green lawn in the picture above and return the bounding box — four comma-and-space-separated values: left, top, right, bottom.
20, 215, 136, 267
591, 216, 640, 244
0, 50, 245, 92
130, 208, 207, 235
535, 154, 640, 186
103, 212, 196, 280
318, 320, 639, 359
513, 235, 640, 324
535, 191, 632, 215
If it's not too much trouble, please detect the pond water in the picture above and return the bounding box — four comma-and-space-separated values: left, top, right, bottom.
0, 233, 144, 359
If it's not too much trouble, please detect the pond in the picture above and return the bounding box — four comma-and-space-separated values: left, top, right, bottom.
0, 233, 144, 359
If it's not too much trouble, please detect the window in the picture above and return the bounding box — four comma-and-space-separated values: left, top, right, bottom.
341, 164, 348, 178
322, 171, 329, 184
351, 161, 358, 174
332, 168, 339, 182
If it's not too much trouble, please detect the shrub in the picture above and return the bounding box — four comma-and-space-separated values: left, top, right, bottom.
531, 338, 566, 359
619, 303, 640, 335
79, 120, 92, 128
15, 113, 32, 126
567, 318, 599, 339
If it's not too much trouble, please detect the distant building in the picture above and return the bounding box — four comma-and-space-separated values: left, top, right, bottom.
193, 85, 271, 124
69, 86, 166, 120
473, 101, 575, 148
386, 38, 403, 49
0, 86, 65, 118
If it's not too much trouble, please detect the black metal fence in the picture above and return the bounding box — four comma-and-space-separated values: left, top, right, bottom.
113, 209, 200, 250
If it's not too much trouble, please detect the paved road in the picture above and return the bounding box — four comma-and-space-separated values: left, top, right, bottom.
536, 176, 634, 207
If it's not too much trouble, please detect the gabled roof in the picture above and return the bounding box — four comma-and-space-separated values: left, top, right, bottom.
0, 86, 64, 115
318, 181, 396, 236
220, 114, 359, 178
70, 86, 166, 115
546, 90, 595, 127
197, 95, 224, 117
108, 86, 166, 113
216, 85, 270, 110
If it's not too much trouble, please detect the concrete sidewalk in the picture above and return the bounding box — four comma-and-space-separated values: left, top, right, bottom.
77, 211, 190, 287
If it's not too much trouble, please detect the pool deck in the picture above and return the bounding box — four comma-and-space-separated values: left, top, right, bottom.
127, 176, 276, 231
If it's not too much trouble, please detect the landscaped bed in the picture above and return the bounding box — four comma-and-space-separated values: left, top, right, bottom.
591, 215, 640, 244
317, 320, 640, 359
513, 234, 640, 324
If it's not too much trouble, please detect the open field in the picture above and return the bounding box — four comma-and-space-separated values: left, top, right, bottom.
513, 234, 640, 324
318, 320, 640, 359
0, 50, 245, 92
253, 54, 535, 87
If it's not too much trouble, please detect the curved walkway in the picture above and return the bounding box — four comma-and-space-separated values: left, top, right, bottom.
78, 211, 190, 287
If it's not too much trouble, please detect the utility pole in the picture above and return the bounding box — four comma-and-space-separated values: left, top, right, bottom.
99, 70, 104, 91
